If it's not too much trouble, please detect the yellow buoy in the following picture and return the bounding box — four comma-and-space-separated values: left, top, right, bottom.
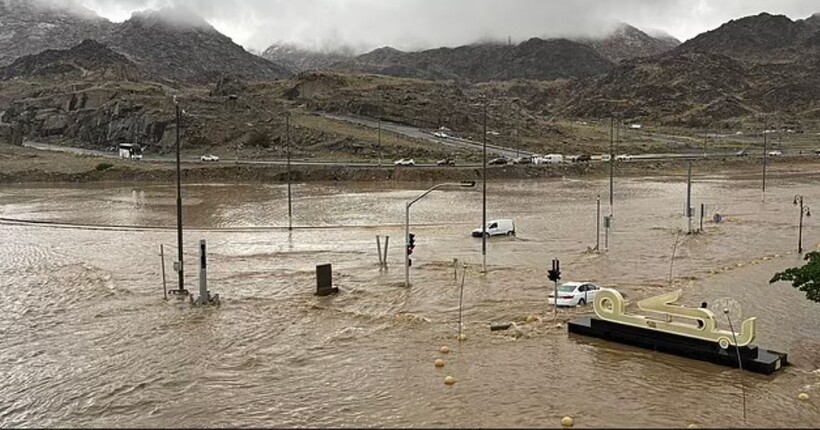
687, 424, 699, 429
440, 346, 450, 354
435, 359, 445, 368
457, 333, 468, 341
561, 416, 574, 428
526, 314, 537, 323
799, 392, 810, 401
444, 376, 456, 385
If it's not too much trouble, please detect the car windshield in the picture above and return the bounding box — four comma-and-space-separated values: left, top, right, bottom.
558, 284, 577, 292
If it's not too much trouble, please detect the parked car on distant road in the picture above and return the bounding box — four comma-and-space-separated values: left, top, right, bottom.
574, 154, 592, 163
433, 132, 449, 139
513, 156, 533, 164
394, 158, 416, 166
814, 148, 820, 155
471, 219, 516, 237
615, 154, 633, 161
200, 154, 220, 162
437, 158, 456, 166
538, 154, 564, 164
488, 157, 510, 165
735, 150, 748, 157
548, 282, 602, 307
767, 150, 783, 157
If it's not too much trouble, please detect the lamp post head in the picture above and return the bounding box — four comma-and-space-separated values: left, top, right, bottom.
806, 207, 811, 217
794, 195, 802, 205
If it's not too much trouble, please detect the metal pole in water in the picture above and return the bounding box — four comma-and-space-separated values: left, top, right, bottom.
458, 263, 467, 341
198, 239, 209, 306
725, 310, 747, 423
175, 103, 185, 294
609, 116, 614, 214
383, 236, 389, 267
160, 244, 167, 300
596, 195, 601, 251
700, 203, 705, 233
378, 118, 382, 167
763, 126, 768, 193
286, 113, 293, 231
376, 235, 383, 267
405, 203, 410, 288
687, 162, 693, 235
482, 98, 488, 273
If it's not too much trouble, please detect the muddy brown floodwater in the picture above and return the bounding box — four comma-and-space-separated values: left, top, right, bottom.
2, 169, 820, 428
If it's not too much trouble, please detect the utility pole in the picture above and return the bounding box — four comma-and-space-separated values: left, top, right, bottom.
686, 162, 693, 235
377, 117, 382, 167
763, 125, 768, 193
794, 195, 810, 254
482, 98, 488, 273
286, 112, 293, 231
609, 116, 614, 215
174, 101, 186, 295
596, 195, 601, 251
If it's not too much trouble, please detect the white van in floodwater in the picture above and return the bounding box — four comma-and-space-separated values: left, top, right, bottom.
472, 219, 516, 237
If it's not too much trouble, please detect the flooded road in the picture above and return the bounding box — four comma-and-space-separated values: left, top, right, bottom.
2, 169, 820, 427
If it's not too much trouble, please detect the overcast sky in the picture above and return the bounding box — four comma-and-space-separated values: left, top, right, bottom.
71, 0, 820, 53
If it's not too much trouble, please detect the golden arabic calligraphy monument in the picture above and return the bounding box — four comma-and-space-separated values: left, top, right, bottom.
567, 289, 788, 375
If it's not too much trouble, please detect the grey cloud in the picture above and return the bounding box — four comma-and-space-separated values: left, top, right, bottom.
74, 0, 820, 52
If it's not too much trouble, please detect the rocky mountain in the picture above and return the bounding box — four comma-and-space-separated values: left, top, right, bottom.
0, 39, 141, 81
0, 1, 291, 83
261, 43, 355, 74
0, 0, 112, 67
673, 12, 820, 63
330, 38, 613, 82
104, 10, 292, 83
576, 23, 681, 63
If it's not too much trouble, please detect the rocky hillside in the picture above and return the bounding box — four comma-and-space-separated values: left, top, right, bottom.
0, 40, 141, 81
261, 43, 354, 74
104, 10, 292, 83
576, 23, 681, 63
673, 12, 820, 63
564, 12, 820, 127
330, 38, 613, 82
0, 0, 112, 67
0, 1, 291, 83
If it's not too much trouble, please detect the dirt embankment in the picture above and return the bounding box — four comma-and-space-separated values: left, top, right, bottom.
2, 143, 819, 184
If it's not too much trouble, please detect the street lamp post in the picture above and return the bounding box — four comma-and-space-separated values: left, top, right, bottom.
482, 98, 488, 272
173, 97, 187, 295
794, 195, 811, 254
405, 181, 476, 287
286, 112, 293, 231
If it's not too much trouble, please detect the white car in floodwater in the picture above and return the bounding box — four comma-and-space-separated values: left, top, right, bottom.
548, 282, 602, 307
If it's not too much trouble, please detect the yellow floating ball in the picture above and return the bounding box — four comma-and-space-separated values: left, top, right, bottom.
526, 314, 537, 323
799, 392, 810, 401
457, 333, 468, 341
435, 359, 445, 368
561, 416, 574, 428
440, 346, 450, 354
687, 424, 699, 429
444, 376, 456, 385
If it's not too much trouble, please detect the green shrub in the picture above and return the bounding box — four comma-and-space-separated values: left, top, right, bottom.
95, 162, 114, 171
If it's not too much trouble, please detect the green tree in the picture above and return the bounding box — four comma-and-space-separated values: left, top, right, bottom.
770, 251, 820, 302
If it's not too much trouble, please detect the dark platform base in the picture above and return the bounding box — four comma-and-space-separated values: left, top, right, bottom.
315, 287, 339, 297
568, 317, 788, 375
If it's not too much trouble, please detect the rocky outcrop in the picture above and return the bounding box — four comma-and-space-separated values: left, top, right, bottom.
576, 23, 681, 63
0, 0, 112, 67
0, 1, 291, 83
330, 38, 613, 82
0, 39, 141, 81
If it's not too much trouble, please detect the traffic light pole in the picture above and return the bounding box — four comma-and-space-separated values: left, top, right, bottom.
405, 181, 476, 287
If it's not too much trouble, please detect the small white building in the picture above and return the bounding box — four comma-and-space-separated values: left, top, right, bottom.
118, 143, 143, 160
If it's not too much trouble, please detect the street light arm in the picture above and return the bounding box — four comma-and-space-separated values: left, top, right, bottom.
407, 182, 475, 208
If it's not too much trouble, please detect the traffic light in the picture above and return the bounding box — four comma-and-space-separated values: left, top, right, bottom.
409, 233, 416, 250
547, 258, 561, 282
